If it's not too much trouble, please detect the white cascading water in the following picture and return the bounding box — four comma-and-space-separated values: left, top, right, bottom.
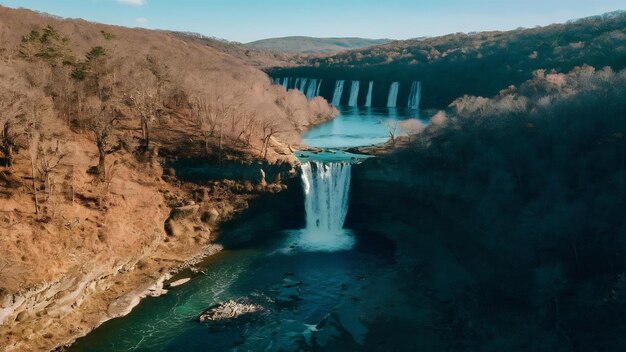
315, 79, 323, 96
294, 78, 301, 91
295, 161, 354, 252
282, 77, 289, 90
305, 79, 318, 100
331, 80, 345, 106
299, 78, 308, 92
408, 81, 422, 109
348, 81, 360, 107
365, 81, 374, 107
387, 82, 400, 108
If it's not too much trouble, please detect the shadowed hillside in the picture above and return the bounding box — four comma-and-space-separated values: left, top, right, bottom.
270, 11, 626, 108
247, 36, 392, 54
348, 65, 626, 351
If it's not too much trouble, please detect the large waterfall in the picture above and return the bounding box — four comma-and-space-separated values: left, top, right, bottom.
332, 80, 345, 106
295, 161, 355, 252
365, 81, 374, 107
387, 82, 400, 108
408, 81, 422, 109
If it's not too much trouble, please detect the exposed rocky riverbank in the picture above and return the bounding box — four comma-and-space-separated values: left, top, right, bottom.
0, 143, 304, 352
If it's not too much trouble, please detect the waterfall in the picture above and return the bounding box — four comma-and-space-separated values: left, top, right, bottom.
282, 77, 289, 90
299, 78, 308, 92
387, 82, 399, 108
294, 78, 301, 91
295, 161, 354, 252
305, 79, 318, 100
348, 81, 360, 107
365, 81, 374, 107
316, 79, 323, 96
331, 80, 345, 106
408, 81, 422, 109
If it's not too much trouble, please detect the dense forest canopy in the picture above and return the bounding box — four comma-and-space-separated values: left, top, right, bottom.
349, 64, 626, 350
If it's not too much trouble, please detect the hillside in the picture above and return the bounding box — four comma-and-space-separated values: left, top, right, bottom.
269, 11, 626, 108
246, 36, 392, 54
349, 64, 626, 351
166, 31, 307, 68
0, 6, 336, 351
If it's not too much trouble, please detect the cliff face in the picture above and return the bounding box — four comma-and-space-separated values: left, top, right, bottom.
0, 6, 334, 351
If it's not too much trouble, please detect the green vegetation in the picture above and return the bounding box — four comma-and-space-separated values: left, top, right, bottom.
100, 30, 116, 40
19, 25, 74, 64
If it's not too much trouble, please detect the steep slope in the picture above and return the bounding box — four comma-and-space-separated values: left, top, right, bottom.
269, 11, 626, 108
247, 36, 392, 54
348, 65, 626, 351
0, 6, 336, 351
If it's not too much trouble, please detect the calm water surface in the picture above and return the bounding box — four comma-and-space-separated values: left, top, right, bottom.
302, 106, 424, 148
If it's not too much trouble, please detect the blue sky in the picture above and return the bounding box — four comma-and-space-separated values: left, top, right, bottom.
1, 0, 626, 42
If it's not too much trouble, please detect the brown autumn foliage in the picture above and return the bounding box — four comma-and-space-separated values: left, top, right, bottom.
0, 6, 337, 351
0, 6, 337, 164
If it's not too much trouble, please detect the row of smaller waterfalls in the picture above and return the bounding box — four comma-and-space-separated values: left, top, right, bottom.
272, 77, 421, 109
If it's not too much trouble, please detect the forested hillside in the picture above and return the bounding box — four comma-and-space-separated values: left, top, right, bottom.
270, 11, 626, 108
0, 6, 335, 351
350, 65, 626, 351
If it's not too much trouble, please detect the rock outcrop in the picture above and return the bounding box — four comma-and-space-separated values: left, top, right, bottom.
198, 300, 265, 323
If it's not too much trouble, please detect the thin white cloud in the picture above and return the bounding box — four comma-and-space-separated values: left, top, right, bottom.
117, 0, 147, 6
135, 17, 149, 25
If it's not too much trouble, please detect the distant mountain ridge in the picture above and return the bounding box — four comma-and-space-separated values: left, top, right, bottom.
246, 36, 393, 54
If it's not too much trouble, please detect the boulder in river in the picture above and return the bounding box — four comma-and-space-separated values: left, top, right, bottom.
198, 299, 264, 323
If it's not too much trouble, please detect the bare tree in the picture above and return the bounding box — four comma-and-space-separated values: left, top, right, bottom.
283, 105, 302, 131
82, 99, 120, 180
260, 120, 280, 160
385, 120, 400, 147
400, 118, 425, 146
100, 160, 121, 208
28, 132, 40, 217
37, 140, 68, 200
146, 55, 171, 104
129, 87, 159, 151
238, 111, 257, 147
0, 95, 26, 168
